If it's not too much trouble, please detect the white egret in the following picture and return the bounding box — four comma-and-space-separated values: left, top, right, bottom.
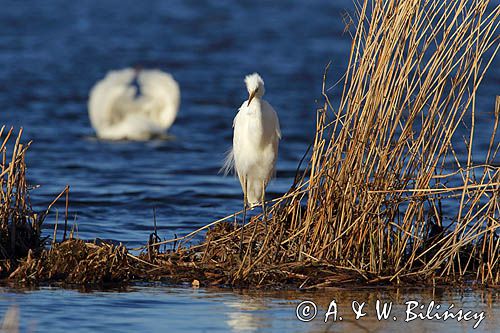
223, 73, 281, 221
88, 68, 180, 140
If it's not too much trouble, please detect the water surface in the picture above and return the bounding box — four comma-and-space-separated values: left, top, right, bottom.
0, 286, 498, 332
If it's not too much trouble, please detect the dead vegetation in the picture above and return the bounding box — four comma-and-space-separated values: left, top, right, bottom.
0, 127, 43, 277
2, 0, 500, 289
151, 0, 500, 288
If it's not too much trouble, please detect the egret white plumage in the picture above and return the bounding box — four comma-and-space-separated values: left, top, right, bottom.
223, 73, 281, 215
88, 68, 180, 140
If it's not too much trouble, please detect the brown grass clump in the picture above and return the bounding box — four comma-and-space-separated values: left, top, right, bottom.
156, 0, 499, 288
10, 239, 139, 284
0, 127, 44, 276
0, 127, 76, 280
10, 238, 230, 285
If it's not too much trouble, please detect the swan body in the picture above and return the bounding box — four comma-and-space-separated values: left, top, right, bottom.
88, 68, 180, 140
224, 73, 281, 207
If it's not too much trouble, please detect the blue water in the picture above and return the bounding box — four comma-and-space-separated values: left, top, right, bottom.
0, 0, 356, 246
0, 0, 498, 332
0, 286, 498, 332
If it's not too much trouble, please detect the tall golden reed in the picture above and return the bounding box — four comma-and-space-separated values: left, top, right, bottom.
194, 0, 499, 287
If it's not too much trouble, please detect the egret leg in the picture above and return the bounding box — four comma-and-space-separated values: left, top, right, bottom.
239, 177, 247, 259
261, 181, 266, 224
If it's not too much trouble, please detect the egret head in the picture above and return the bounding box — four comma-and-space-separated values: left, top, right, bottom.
245, 73, 265, 106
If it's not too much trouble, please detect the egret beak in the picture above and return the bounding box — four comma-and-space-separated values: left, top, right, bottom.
247, 90, 257, 106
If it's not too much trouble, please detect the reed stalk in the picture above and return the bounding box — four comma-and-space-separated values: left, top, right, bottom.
187, 0, 500, 287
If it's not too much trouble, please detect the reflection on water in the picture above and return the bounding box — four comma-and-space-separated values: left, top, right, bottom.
224, 297, 269, 332
0, 286, 498, 332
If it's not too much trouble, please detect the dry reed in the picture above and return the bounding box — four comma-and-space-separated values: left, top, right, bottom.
0, 127, 76, 280
161, 0, 499, 288
0, 127, 42, 276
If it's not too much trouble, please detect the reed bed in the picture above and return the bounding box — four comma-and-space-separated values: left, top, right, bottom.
0, 127, 42, 276
160, 0, 500, 288
0, 127, 198, 285
0, 127, 78, 279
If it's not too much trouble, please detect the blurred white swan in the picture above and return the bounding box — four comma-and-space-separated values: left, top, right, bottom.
88, 68, 180, 140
